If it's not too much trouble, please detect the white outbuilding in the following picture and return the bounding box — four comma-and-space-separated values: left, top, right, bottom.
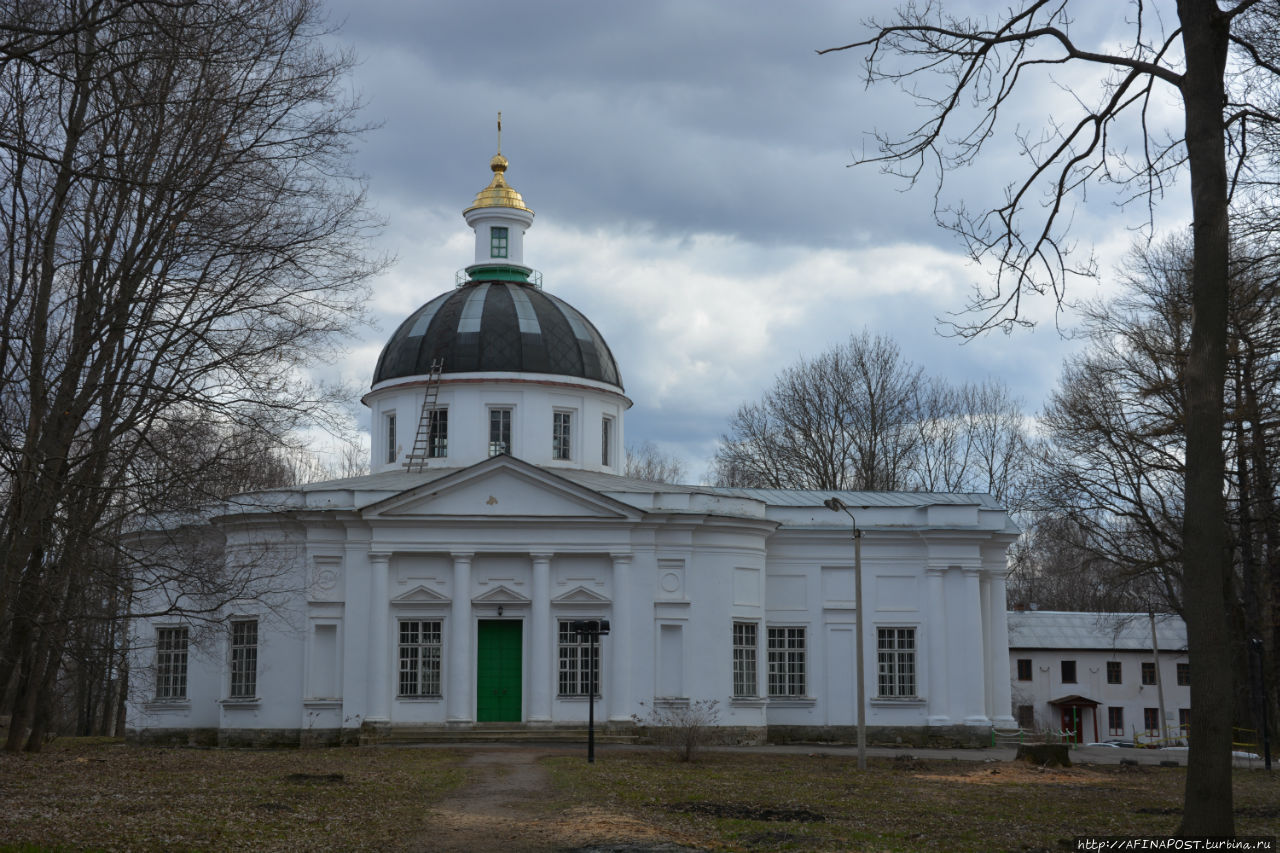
126, 148, 1020, 747
1007, 610, 1191, 745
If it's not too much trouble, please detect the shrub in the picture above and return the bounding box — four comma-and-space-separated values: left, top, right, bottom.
633, 698, 721, 762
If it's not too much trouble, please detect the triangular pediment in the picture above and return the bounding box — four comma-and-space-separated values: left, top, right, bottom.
390, 584, 450, 605
551, 585, 612, 606
362, 456, 638, 521
473, 584, 531, 605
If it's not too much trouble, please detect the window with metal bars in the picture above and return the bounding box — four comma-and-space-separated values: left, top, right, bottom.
229, 619, 258, 699
732, 622, 758, 697
601, 416, 613, 466
552, 411, 572, 460
155, 626, 189, 700
557, 621, 599, 696
489, 408, 511, 456
766, 626, 805, 697
427, 408, 448, 458
877, 627, 917, 697
398, 620, 442, 697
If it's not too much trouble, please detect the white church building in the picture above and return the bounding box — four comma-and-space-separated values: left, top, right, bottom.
126, 147, 1020, 747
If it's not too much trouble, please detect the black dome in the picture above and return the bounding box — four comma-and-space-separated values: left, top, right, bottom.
373, 281, 623, 390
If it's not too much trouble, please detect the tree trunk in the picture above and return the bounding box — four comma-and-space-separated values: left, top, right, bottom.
1177, 0, 1234, 835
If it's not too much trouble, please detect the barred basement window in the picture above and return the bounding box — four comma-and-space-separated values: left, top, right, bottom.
428, 408, 448, 458
155, 626, 189, 700
229, 619, 258, 699
1016, 704, 1035, 729
399, 620, 442, 697
766, 626, 805, 697
489, 408, 511, 456
877, 627, 916, 697
490, 226, 508, 258
552, 411, 572, 460
558, 621, 599, 696
732, 622, 757, 697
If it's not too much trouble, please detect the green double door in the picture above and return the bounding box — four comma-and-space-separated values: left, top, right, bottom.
476, 620, 522, 722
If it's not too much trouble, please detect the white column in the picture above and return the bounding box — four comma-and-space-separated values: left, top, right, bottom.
959, 568, 989, 725
447, 552, 474, 723
366, 552, 392, 723
926, 567, 950, 725
529, 553, 553, 723
987, 571, 1016, 725
980, 572, 994, 716
608, 553, 633, 722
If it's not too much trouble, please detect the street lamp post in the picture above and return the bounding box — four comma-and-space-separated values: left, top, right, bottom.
824, 497, 866, 771
572, 619, 610, 763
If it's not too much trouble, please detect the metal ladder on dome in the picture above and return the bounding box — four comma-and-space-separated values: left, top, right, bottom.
403, 359, 444, 473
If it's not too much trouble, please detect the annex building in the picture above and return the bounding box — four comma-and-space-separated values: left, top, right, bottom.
126, 147, 1020, 747
1007, 610, 1190, 745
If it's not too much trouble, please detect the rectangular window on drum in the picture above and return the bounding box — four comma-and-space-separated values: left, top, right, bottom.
490, 226, 508, 258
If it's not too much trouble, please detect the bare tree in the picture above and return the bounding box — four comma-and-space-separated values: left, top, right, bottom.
712, 331, 925, 490
624, 441, 687, 484
820, 1, 1280, 831
0, 0, 380, 751
1032, 234, 1280, 753
711, 331, 1033, 502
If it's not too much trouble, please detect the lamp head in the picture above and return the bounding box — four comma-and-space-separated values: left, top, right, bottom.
823, 497, 848, 513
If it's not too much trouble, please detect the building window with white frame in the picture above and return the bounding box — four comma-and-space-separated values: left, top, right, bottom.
877, 627, 917, 697
552, 411, 572, 460
386, 413, 397, 464
490, 225, 508, 258
229, 619, 258, 699
558, 621, 599, 696
398, 620, 442, 697
428, 408, 448, 458
601, 416, 613, 466
155, 626, 189, 700
733, 621, 758, 697
766, 626, 805, 697
489, 408, 512, 456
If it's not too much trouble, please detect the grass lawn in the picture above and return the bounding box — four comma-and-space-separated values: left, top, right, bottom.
1, 740, 1276, 852
548, 750, 1280, 852
0, 738, 466, 852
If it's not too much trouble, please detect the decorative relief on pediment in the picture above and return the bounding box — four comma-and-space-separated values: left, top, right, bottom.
390, 584, 451, 605
473, 584, 531, 605
551, 585, 612, 606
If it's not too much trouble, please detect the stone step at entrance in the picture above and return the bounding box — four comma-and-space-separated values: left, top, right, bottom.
369, 723, 641, 745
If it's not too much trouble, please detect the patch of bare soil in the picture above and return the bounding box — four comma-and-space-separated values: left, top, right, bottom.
913, 761, 1121, 786
409, 748, 704, 853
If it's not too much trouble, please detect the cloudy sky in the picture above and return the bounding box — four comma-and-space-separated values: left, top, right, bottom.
317, 0, 1191, 480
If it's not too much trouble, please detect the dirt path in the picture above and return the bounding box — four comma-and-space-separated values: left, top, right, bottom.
410, 747, 701, 852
